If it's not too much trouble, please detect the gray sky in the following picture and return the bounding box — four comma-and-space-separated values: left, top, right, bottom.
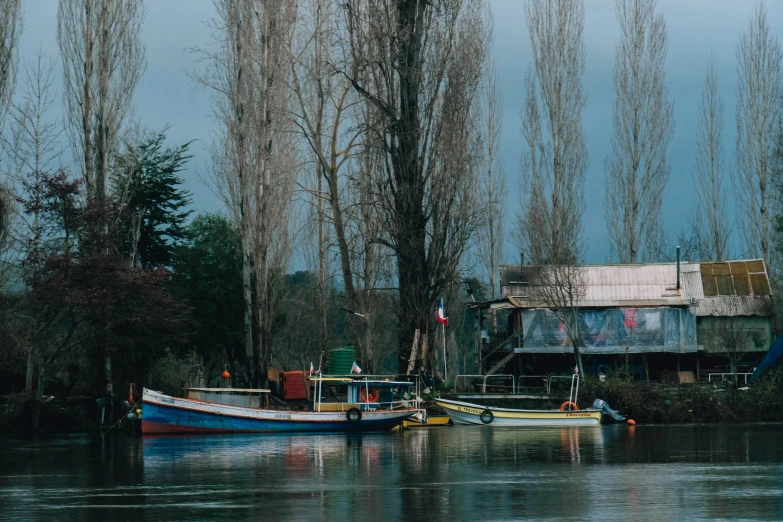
17, 0, 783, 263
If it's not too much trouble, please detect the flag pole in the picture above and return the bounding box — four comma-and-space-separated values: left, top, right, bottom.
442, 321, 447, 382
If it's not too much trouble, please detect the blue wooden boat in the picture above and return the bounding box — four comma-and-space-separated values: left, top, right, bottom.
141, 377, 423, 434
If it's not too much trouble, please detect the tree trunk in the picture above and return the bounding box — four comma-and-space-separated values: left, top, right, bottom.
395, 225, 428, 373
32, 363, 44, 433
241, 244, 254, 385
104, 350, 113, 424
81, 0, 94, 197
392, 0, 428, 374
25, 346, 34, 392
730, 353, 738, 386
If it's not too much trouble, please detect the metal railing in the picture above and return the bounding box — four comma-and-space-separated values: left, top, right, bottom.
517, 375, 548, 394
708, 372, 753, 384
454, 374, 516, 394
546, 375, 576, 395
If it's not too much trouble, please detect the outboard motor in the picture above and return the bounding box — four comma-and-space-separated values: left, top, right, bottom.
593, 399, 626, 422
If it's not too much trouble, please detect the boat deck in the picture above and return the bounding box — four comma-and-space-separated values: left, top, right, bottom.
456, 394, 551, 400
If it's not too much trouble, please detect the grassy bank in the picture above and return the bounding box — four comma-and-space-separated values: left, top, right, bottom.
438, 367, 783, 424
579, 371, 783, 424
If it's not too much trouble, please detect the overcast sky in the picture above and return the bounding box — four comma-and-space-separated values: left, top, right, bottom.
17, 0, 783, 264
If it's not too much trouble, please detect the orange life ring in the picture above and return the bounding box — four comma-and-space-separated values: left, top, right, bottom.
560, 401, 579, 411
360, 388, 379, 403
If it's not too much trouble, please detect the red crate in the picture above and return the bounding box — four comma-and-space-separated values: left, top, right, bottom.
282, 371, 308, 400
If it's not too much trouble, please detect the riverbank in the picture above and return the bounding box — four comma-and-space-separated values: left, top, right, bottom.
3, 368, 783, 433
579, 373, 783, 424
438, 368, 783, 425
0, 392, 103, 434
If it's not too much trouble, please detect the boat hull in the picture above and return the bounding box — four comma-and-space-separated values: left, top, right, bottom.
141, 389, 415, 434
400, 415, 452, 429
436, 399, 601, 427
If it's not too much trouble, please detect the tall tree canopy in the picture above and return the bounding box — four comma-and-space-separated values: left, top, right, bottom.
112, 129, 192, 268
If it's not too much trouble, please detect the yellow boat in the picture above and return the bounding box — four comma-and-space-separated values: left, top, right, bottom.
435, 398, 602, 427
400, 414, 452, 429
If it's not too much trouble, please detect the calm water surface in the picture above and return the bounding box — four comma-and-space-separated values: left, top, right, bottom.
2, 424, 783, 521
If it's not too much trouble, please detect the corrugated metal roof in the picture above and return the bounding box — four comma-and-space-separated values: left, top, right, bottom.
692, 296, 774, 317
499, 259, 773, 317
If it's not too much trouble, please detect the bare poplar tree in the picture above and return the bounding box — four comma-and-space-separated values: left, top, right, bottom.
605, 0, 674, 263
0, 0, 21, 125
290, 0, 365, 365
517, 0, 587, 265
195, 0, 297, 386
690, 59, 730, 261
197, 0, 255, 379
733, 2, 781, 269
0, 0, 22, 246
57, 0, 145, 420
343, 0, 489, 371
58, 0, 146, 204
2, 49, 64, 264
477, 55, 506, 299
1, 50, 61, 394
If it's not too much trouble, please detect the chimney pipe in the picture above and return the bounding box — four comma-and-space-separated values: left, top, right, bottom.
676, 246, 681, 291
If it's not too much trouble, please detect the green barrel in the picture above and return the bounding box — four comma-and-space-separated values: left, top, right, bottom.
328, 346, 356, 375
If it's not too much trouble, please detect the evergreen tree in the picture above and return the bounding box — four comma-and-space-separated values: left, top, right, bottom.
113, 129, 193, 268
170, 214, 245, 381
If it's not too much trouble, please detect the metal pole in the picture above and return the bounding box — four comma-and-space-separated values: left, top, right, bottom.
310, 375, 320, 411
318, 373, 323, 412
442, 322, 447, 382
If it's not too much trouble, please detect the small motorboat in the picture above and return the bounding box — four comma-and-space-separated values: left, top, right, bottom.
141, 377, 425, 434
434, 398, 602, 426
436, 372, 622, 427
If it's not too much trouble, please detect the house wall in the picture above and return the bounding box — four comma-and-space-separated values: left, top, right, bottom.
696, 316, 772, 354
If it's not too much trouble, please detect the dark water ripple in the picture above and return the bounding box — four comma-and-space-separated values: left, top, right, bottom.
1, 424, 783, 521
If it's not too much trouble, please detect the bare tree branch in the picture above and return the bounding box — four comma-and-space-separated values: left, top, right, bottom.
688, 58, 731, 262
733, 2, 781, 270
517, 0, 587, 265
605, 0, 674, 263
58, 0, 146, 203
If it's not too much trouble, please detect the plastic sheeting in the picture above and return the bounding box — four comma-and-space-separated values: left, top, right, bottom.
520, 307, 697, 354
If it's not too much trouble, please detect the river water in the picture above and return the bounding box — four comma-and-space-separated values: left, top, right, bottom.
1, 424, 782, 521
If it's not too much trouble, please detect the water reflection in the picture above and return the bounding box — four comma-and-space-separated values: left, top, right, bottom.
1, 425, 783, 520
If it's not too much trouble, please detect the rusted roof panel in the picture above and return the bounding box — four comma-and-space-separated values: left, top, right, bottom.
733, 274, 751, 296
499, 259, 772, 317
750, 273, 771, 295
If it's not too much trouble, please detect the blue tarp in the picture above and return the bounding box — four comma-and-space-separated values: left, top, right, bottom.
521, 307, 698, 354
749, 336, 783, 383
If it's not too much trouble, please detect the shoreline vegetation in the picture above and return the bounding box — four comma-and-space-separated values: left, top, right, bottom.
3, 1, 783, 436
4, 369, 782, 434
438, 370, 783, 425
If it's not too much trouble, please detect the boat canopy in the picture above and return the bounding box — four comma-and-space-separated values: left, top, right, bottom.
184, 388, 271, 393
309, 377, 414, 387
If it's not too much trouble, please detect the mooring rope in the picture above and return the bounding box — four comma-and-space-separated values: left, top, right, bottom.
102, 397, 143, 434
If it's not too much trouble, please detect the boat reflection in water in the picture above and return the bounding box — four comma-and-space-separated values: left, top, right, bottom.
5, 424, 783, 520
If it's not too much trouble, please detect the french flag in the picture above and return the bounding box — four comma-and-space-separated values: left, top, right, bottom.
437, 298, 448, 327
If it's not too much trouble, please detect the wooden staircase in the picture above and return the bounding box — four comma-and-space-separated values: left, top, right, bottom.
486, 350, 516, 376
